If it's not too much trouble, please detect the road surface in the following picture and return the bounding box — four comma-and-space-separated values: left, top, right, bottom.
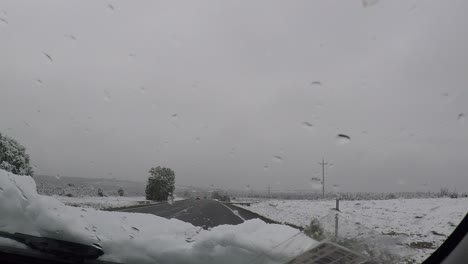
120, 199, 274, 229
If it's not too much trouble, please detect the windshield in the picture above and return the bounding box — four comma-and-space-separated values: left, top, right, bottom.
1, 1, 467, 264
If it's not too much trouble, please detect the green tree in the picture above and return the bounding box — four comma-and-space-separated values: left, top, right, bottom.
0, 132, 34, 176
145, 166, 175, 201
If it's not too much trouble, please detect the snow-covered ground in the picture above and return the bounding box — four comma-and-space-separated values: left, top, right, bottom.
54, 195, 148, 210
0, 169, 317, 264
35, 174, 146, 197
55, 195, 185, 210
237, 198, 468, 263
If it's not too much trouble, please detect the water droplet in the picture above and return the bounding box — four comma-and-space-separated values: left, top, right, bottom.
103, 90, 111, 102
140, 86, 146, 94
0, 17, 8, 26
440, 92, 453, 103
309, 177, 322, 191
171, 113, 179, 121
107, 4, 115, 11
55, 174, 61, 180
457, 113, 465, 123
35, 79, 43, 86
335, 134, 351, 145
273, 155, 283, 162
129, 53, 136, 58
89, 161, 95, 167
195, 137, 201, 144
229, 148, 236, 157
64, 34, 76, 40
263, 165, 269, 171
84, 128, 90, 134
43, 52, 53, 62
329, 162, 334, 168
108, 172, 113, 176
36, 109, 41, 113
332, 184, 340, 192
362, 0, 378, 8
24, 121, 31, 127
302, 121, 314, 130
361, 130, 368, 135
309, 81, 322, 88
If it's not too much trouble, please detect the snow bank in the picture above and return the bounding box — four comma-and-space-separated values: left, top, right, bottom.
0, 169, 317, 264
238, 198, 468, 262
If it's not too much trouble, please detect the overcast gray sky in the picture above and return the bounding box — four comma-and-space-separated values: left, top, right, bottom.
1, 0, 468, 193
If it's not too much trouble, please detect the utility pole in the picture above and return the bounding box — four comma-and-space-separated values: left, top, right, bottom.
319, 158, 328, 199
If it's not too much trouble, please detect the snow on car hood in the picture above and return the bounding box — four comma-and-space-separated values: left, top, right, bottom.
0, 169, 317, 264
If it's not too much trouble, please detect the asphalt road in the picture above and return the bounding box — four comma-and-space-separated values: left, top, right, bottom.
120, 199, 273, 229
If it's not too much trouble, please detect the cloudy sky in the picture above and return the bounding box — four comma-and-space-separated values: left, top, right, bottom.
1, 0, 467, 193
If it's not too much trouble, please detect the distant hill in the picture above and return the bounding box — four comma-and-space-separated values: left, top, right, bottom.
34, 175, 146, 197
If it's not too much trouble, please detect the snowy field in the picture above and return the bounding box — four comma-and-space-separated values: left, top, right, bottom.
237, 198, 468, 263
55, 195, 185, 210
35, 174, 146, 197
55, 195, 148, 210
0, 170, 316, 263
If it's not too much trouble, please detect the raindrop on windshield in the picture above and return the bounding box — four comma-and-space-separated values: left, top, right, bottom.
107, 4, 115, 11
263, 165, 269, 171
64, 34, 76, 40
0, 11, 8, 26
35, 79, 43, 86
229, 148, 235, 158
309, 177, 322, 191
309, 81, 322, 88
55, 174, 61, 180
43, 52, 53, 62
302, 121, 314, 130
457, 113, 465, 123
362, 0, 378, 8
273, 155, 283, 162
103, 90, 111, 102
171, 113, 179, 121
195, 137, 201, 144
335, 134, 351, 145
332, 184, 340, 192
140, 86, 146, 94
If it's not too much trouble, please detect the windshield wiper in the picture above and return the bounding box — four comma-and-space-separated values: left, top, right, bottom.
0, 231, 104, 261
